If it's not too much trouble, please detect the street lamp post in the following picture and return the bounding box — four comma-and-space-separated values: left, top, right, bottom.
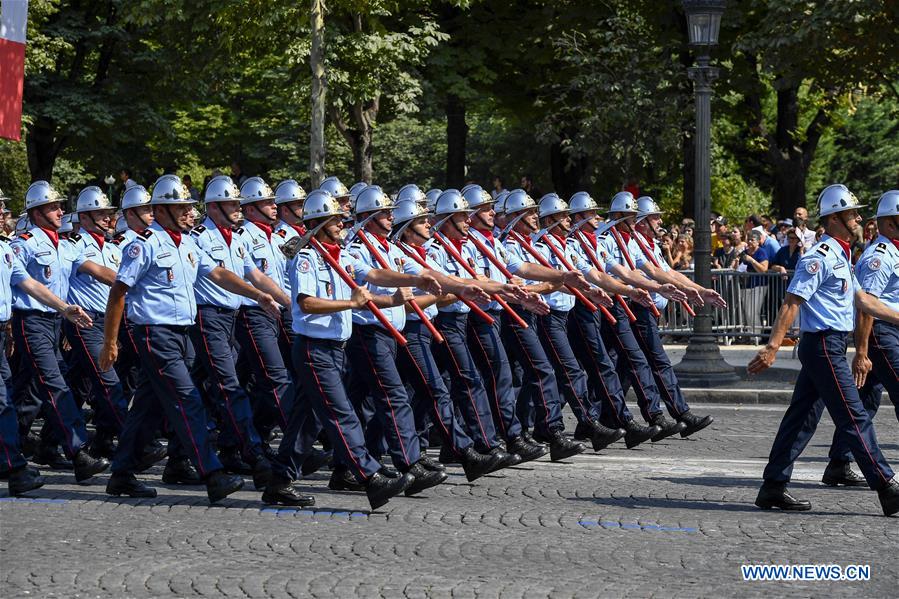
674, 0, 738, 386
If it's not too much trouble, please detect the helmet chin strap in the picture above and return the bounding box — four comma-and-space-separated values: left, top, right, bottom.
84, 211, 110, 235
213, 202, 241, 228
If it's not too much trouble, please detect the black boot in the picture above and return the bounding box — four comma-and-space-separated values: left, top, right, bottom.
459, 447, 503, 482
33, 443, 73, 470
218, 447, 253, 475
822, 460, 867, 487
20, 432, 40, 459
73, 449, 110, 482
877, 478, 899, 516
678, 410, 714, 438
106, 472, 157, 498
403, 461, 448, 496
755, 482, 812, 511
418, 454, 446, 472
135, 440, 167, 473
438, 444, 460, 465
649, 414, 686, 442
8, 465, 45, 496
162, 457, 202, 485
206, 470, 244, 504
506, 436, 547, 463
328, 467, 365, 491
547, 429, 585, 462
624, 420, 660, 449
584, 419, 625, 451
366, 471, 414, 510
300, 448, 332, 476
87, 434, 117, 460
262, 476, 315, 507
251, 455, 272, 491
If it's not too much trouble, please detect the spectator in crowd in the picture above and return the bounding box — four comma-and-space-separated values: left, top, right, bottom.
770, 228, 803, 273
737, 230, 770, 336
863, 219, 878, 248
711, 215, 728, 252
120, 168, 137, 190
520, 174, 540, 198
230, 161, 247, 187
815, 225, 825, 242
792, 206, 817, 250
712, 233, 737, 269
730, 228, 746, 255
2, 210, 14, 236
491, 176, 507, 198
183, 174, 200, 201
666, 233, 694, 270
760, 214, 774, 233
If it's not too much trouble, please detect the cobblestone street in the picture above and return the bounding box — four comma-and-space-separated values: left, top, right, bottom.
3, 404, 898, 598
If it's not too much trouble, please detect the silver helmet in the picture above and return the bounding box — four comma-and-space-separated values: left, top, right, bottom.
494, 190, 511, 215
875, 190, 899, 218
462, 185, 494, 211
204, 175, 242, 204
274, 179, 307, 205
391, 199, 429, 240
817, 184, 865, 217
636, 196, 662, 221
433, 189, 473, 230
425, 188, 442, 213
353, 186, 394, 217
608, 191, 638, 214
238, 176, 276, 206
25, 181, 64, 211
150, 175, 194, 206
503, 189, 537, 216
302, 189, 343, 223
568, 192, 598, 215
396, 184, 426, 205
319, 176, 350, 199
58, 213, 75, 234
75, 186, 114, 213
121, 185, 151, 210
538, 193, 568, 219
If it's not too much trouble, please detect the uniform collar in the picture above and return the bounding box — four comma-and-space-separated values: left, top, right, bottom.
86, 229, 105, 249
149, 221, 182, 248
247, 218, 273, 241
822, 233, 850, 261
38, 227, 59, 248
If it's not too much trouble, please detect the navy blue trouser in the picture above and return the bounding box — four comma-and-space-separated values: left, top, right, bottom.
829, 321, 899, 463
63, 313, 127, 438
567, 304, 632, 428
236, 306, 294, 432
0, 327, 27, 473
112, 324, 221, 477
536, 309, 595, 426
630, 304, 690, 418
502, 309, 564, 436
11, 310, 88, 458
293, 335, 380, 482
347, 324, 420, 470
433, 312, 499, 452
468, 311, 523, 441
115, 316, 141, 401
190, 306, 263, 457
277, 307, 296, 378
600, 302, 663, 421
399, 319, 473, 457
763, 330, 894, 490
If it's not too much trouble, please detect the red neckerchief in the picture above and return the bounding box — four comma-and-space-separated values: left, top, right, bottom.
617, 228, 631, 244
87, 230, 105, 249
581, 231, 597, 248
371, 233, 390, 252
163, 227, 182, 247
413, 245, 427, 262
449, 236, 466, 255
832, 236, 851, 261
474, 227, 495, 246
217, 225, 233, 246
290, 224, 305, 236
40, 227, 59, 248
515, 231, 533, 247
891, 239, 899, 252
319, 241, 342, 263
551, 232, 567, 249
250, 219, 273, 241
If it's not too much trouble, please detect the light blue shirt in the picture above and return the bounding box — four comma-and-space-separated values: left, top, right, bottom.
1, 239, 31, 321
116, 222, 218, 326
67, 232, 121, 313
787, 234, 859, 333
427, 238, 477, 314
190, 217, 257, 310
290, 246, 370, 341
856, 234, 899, 316
630, 231, 670, 310
11, 227, 84, 313
596, 222, 629, 276
503, 234, 540, 287
347, 234, 422, 329
533, 232, 575, 312
112, 229, 139, 248
396, 239, 439, 321
469, 228, 522, 311
274, 221, 301, 293
237, 221, 286, 306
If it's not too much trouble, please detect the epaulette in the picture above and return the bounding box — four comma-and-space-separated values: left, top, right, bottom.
0, 233, 9, 242
234, 227, 245, 235
190, 224, 207, 236
815, 243, 829, 257
18, 232, 33, 240
67, 233, 83, 242
110, 233, 127, 246
875, 242, 888, 254
276, 229, 287, 238
138, 229, 154, 240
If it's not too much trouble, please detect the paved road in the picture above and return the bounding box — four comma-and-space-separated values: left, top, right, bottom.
3, 404, 898, 598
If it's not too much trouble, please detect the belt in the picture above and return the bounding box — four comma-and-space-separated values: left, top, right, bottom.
144, 323, 192, 334
298, 335, 346, 349
13, 309, 59, 319
197, 304, 237, 314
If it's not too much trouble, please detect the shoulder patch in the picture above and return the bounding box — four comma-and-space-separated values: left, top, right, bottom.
138, 229, 153, 240
805, 259, 821, 274
67, 233, 82, 242
869, 257, 882, 271
127, 243, 142, 259
875, 242, 887, 254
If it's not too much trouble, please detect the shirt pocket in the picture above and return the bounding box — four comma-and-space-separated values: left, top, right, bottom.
33, 252, 56, 283
154, 254, 178, 287
251, 247, 270, 273
207, 247, 229, 268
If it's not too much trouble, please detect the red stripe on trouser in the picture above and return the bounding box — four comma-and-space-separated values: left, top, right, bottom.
303, 338, 367, 481
358, 336, 411, 466
402, 339, 455, 453
123, 317, 139, 354
631, 321, 682, 417
538, 316, 589, 418
469, 326, 508, 438
197, 311, 246, 452
510, 324, 551, 431
18, 317, 75, 454
0, 432, 12, 469
144, 326, 206, 476
241, 311, 288, 427
872, 330, 899, 382
572, 315, 626, 426
73, 326, 124, 427
822, 336, 889, 486
439, 322, 492, 447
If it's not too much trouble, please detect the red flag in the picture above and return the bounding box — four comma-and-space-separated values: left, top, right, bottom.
0, 0, 28, 141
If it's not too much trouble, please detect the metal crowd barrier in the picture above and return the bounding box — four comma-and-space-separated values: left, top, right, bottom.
657, 269, 799, 345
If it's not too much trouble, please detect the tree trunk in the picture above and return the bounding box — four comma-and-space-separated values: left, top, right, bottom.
309, 0, 326, 188
681, 132, 695, 219
445, 94, 467, 189
26, 118, 60, 182
351, 123, 374, 183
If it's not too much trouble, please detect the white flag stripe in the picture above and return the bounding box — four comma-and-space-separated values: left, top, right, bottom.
0, 0, 29, 44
